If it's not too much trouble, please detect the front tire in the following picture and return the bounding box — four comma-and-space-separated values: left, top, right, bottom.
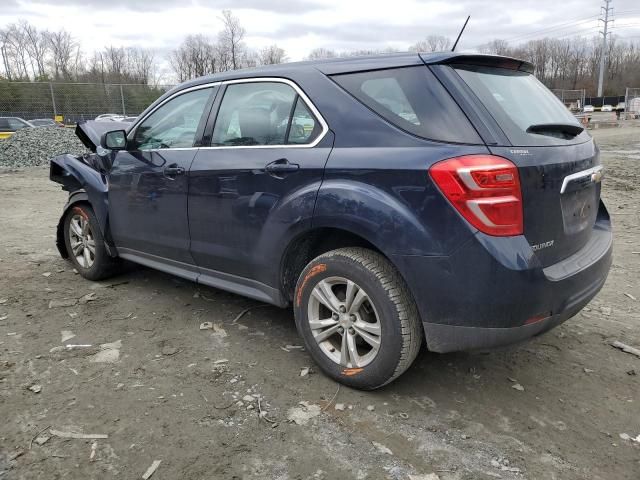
63, 204, 120, 281
294, 247, 422, 390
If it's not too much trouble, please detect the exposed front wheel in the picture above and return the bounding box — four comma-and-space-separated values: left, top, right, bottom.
294, 247, 422, 390
63, 204, 121, 281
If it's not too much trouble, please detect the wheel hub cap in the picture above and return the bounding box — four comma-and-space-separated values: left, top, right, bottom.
307, 276, 382, 368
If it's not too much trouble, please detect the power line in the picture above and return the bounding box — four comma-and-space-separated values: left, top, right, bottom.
502, 16, 600, 43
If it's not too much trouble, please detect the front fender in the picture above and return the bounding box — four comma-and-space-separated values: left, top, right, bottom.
50, 154, 109, 232
50, 154, 114, 258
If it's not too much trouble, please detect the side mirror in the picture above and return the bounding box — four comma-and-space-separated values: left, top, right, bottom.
101, 130, 127, 150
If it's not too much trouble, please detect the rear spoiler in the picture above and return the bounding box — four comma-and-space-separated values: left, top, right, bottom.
420, 53, 534, 74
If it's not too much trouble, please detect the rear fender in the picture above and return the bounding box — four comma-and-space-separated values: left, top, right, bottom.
50, 154, 114, 257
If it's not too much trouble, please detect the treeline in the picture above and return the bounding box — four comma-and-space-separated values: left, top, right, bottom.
478, 37, 640, 95
0, 21, 156, 84
2, 11, 640, 95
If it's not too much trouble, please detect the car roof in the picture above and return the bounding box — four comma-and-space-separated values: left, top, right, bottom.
177, 52, 534, 90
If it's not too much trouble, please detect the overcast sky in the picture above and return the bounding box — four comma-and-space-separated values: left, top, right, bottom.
2, 0, 639, 80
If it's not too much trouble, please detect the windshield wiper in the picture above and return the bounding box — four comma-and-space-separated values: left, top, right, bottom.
526, 123, 584, 137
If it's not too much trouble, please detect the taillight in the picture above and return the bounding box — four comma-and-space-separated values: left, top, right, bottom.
429, 155, 523, 236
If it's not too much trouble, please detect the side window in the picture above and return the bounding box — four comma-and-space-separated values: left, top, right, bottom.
8, 118, 29, 130
287, 97, 320, 144
332, 66, 481, 144
133, 87, 212, 150
212, 82, 321, 146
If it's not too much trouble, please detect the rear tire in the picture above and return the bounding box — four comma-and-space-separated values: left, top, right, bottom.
63, 204, 121, 281
293, 247, 422, 390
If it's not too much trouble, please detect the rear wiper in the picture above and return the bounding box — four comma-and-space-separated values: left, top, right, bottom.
526, 123, 584, 137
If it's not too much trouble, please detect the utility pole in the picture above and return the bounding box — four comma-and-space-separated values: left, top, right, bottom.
597, 0, 613, 97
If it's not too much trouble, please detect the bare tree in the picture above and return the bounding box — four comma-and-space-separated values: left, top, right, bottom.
20, 21, 48, 79
46, 30, 76, 80
258, 44, 287, 65
307, 48, 336, 60
219, 10, 245, 70
410, 35, 451, 52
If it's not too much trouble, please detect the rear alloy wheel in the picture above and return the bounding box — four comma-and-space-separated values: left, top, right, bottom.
63, 204, 121, 281
308, 276, 382, 369
294, 247, 422, 390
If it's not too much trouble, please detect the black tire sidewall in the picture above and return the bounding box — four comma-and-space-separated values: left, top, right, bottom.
63, 204, 109, 280
294, 253, 404, 390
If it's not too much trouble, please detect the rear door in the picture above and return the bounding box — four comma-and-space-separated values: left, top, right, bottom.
449, 64, 601, 266
188, 79, 331, 284
108, 86, 216, 266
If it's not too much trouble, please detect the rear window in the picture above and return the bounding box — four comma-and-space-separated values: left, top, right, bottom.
454, 65, 586, 146
333, 66, 481, 144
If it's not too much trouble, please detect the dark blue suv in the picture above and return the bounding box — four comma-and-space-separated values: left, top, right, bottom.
50, 53, 612, 390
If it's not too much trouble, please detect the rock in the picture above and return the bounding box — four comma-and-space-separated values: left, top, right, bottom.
34, 434, 50, 446
211, 324, 227, 337
0, 126, 88, 168
512, 383, 525, 391
199, 322, 213, 330
627, 369, 637, 376
300, 367, 310, 377
49, 298, 77, 309
79, 292, 98, 304
242, 395, 254, 402
60, 330, 76, 343
372, 441, 393, 455
334, 403, 346, 411
600, 306, 612, 316
366, 405, 375, 411
287, 401, 321, 425
624, 292, 637, 301
409, 475, 440, 480
28, 384, 42, 393
42, 272, 52, 277
89, 339, 121, 363
161, 346, 178, 356
213, 359, 228, 364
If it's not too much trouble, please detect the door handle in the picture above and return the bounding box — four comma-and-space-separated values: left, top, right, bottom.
164, 164, 185, 177
265, 159, 299, 176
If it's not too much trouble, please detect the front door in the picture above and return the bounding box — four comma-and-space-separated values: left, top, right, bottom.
188, 80, 332, 287
108, 86, 216, 266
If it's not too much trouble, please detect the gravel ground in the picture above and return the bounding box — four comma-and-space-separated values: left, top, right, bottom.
0, 126, 638, 479
0, 127, 87, 168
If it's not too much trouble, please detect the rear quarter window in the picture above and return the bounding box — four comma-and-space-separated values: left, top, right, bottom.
332, 66, 481, 144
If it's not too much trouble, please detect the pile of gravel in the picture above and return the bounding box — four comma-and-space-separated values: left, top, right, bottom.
0, 127, 88, 168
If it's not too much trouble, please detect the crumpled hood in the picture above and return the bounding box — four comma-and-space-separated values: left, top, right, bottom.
75, 120, 132, 152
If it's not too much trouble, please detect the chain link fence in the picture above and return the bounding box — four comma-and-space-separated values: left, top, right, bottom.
624, 87, 640, 119
551, 89, 586, 111
0, 81, 175, 124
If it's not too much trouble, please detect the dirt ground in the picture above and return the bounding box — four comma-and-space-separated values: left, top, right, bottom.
0, 126, 639, 480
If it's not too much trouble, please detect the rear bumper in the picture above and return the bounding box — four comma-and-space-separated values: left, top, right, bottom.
393, 202, 612, 353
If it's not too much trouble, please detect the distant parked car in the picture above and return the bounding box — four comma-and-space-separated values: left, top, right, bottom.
30, 118, 64, 128
601, 104, 613, 112
615, 102, 625, 111
95, 114, 125, 122
583, 105, 594, 113
0, 116, 34, 139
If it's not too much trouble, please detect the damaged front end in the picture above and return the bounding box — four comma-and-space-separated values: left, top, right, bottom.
49, 121, 129, 259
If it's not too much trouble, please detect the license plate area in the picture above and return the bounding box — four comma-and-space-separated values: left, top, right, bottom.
560, 185, 597, 235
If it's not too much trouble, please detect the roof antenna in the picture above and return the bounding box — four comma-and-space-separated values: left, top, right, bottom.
451, 15, 470, 52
